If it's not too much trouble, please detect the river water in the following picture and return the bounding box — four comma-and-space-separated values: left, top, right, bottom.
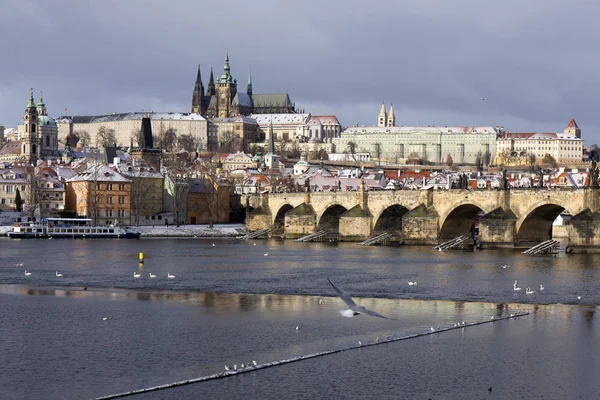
1, 238, 599, 399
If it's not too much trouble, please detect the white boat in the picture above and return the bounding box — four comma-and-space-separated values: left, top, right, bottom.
7, 218, 140, 239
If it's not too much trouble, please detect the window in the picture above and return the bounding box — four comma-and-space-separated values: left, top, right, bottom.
107, 210, 113, 217
118, 196, 125, 204
107, 184, 113, 190
118, 210, 126, 217
118, 184, 125, 191
107, 196, 113, 204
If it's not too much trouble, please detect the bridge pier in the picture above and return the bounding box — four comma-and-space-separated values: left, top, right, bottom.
283, 203, 317, 239
402, 204, 439, 245
478, 207, 517, 249
339, 205, 372, 241
566, 209, 600, 253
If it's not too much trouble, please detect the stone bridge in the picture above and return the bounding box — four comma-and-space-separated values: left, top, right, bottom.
243, 187, 600, 251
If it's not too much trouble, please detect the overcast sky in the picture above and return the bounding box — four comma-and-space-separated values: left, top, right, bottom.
2, 0, 600, 143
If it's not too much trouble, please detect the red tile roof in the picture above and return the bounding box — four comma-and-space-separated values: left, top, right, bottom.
566, 118, 579, 129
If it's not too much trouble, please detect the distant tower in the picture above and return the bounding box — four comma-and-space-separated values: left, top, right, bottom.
247, 70, 253, 96
191, 65, 205, 114
378, 102, 387, 127
22, 89, 40, 164
387, 103, 396, 127
564, 118, 581, 138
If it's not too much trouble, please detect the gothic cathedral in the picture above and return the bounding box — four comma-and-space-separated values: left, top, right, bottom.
191, 52, 297, 118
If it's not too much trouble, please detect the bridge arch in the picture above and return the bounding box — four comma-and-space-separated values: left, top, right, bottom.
439, 203, 487, 240
373, 204, 410, 235
318, 204, 348, 234
273, 204, 294, 236
516, 202, 566, 245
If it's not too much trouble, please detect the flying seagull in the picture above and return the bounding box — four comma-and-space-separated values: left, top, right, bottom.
327, 277, 395, 320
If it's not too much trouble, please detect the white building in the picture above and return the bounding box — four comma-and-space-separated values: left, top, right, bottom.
333, 125, 498, 165
495, 119, 584, 165
56, 112, 208, 150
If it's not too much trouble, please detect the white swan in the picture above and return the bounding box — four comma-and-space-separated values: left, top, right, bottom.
501, 264, 509, 269
513, 280, 521, 291
24, 270, 31, 276
167, 273, 175, 278
16, 262, 24, 267
539, 284, 544, 291
133, 272, 141, 278
149, 273, 156, 278
224, 365, 230, 371
264, 253, 268, 256
56, 271, 63, 277
408, 281, 417, 286
212, 243, 215, 246
525, 287, 535, 295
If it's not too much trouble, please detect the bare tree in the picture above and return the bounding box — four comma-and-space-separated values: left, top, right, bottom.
347, 141, 357, 161
130, 128, 142, 147
96, 126, 117, 147
23, 168, 41, 222
128, 170, 155, 226
177, 134, 198, 152
446, 154, 454, 167
166, 170, 190, 227
193, 159, 222, 228
158, 128, 177, 152
373, 142, 382, 166
219, 130, 242, 153
75, 130, 91, 147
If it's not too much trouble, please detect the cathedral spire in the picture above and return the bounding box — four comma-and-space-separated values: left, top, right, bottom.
208, 67, 215, 95
220, 50, 233, 83
196, 64, 202, 84
247, 69, 253, 96
378, 102, 387, 127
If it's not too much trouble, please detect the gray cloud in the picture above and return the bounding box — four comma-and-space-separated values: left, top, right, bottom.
2, 0, 599, 143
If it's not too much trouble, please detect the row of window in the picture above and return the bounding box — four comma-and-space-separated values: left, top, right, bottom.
96, 184, 127, 191
97, 210, 128, 217
2, 185, 26, 193
104, 196, 126, 204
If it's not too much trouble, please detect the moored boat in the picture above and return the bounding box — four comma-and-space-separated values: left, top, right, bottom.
7, 218, 140, 239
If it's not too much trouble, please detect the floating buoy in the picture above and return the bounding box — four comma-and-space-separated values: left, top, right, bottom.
139, 252, 144, 263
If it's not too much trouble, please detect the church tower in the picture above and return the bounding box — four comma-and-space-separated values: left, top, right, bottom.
215, 51, 238, 118
387, 104, 396, 127
378, 102, 387, 127
564, 118, 581, 138
191, 65, 205, 114
22, 89, 40, 164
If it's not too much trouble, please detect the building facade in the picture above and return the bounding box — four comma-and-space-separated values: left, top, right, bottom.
56, 112, 208, 150
65, 164, 132, 225
191, 52, 297, 118
333, 125, 498, 164
495, 119, 584, 165
207, 116, 260, 152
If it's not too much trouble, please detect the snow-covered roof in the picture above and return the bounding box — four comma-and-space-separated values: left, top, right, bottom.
501, 132, 582, 141
344, 126, 499, 134
250, 113, 310, 125
38, 115, 56, 126
66, 164, 131, 183
63, 112, 206, 124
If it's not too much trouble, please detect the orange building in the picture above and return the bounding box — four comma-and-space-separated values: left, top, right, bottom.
65, 164, 132, 225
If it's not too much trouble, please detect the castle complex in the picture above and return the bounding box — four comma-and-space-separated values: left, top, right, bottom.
191, 52, 297, 118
